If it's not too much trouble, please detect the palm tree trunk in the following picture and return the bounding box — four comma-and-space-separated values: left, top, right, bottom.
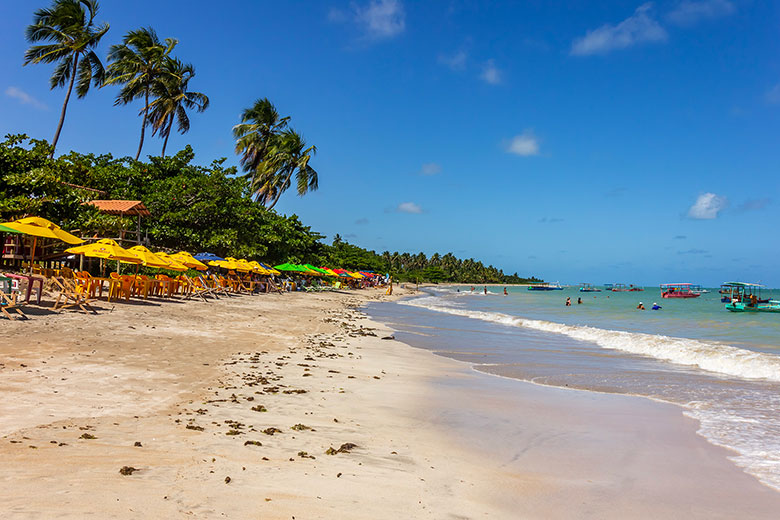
161, 115, 174, 157
135, 88, 149, 161
50, 54, 79, 158
266, 169, 295, 210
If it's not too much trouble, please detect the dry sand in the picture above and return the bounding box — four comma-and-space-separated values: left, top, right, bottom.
1, 287, 778, 518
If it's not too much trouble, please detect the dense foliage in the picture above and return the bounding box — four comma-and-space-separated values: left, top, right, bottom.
0, 135, 539, 283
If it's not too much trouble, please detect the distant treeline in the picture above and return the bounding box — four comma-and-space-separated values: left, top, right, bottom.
0, 134, 540, 284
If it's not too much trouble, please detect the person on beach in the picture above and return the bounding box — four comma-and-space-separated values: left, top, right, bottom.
565, 297, 571, 306
637, 302, 645, 310
652, 302, 662, 310
504, 287, 508, 296
577, 297, 582, 304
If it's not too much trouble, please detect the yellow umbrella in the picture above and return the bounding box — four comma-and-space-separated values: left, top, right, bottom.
170, 251, 208, 271
154, 252, 188, 272
2, 216, 84, 273
210, 257, 240, 270
126, 245, 170, 268
66, 239, 141, 263
248, 261, 270, 275
66, 238, 142, 275
234, 259, 253, 273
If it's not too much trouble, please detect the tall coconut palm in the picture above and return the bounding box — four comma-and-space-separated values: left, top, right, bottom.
253, 130, 318, 210
104, 27, 178, 160
23, 0, 109, 157
233, 98, 289, 189
147, 58, 209, 157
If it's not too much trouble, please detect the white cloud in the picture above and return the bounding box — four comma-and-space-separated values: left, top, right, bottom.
419, 162, 441, 175
687, 192, 727, 219
766, 83, 780, 105
354, 0, 405, 40
397, 201, 423, 214
505, 130, 540, 156
439, 50, 468, 71
4, 86, 47, 110
571, 3, 667, 56
480, 59, 502, 85
667, 0, 735, 26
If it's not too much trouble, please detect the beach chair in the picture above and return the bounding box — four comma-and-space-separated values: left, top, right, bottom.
0, 274, 28, 320
179, 274, 210, 302
193, 274, 219, 299
51, 276, 97, 314
109, 273, 134, 301
208, 274, 232, 297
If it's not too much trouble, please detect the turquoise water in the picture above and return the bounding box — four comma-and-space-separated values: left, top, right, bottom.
365, 285, 780, 491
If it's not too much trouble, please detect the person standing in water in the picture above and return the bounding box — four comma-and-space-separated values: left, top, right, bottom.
484, 286, 487, 295
565, 297, 571, 306
577, 297, 582, 304
504, 287, 508, 296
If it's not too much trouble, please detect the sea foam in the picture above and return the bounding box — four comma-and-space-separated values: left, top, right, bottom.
400, 296, 780, 382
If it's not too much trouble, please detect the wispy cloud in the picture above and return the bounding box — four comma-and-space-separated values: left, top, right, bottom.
439, 50, 468, 71
666, 0, 735, 26
396, 201, 423, 214
765, 83, 780, 105
4, 86, 47, 110
571, 3, 667, 56
355, 218, 369, 225
687, 192, 727, 219
538, 217, 564, 224
737, 198, 771, 212
344, 0, 405, 40
419, 162, 441, 175
678, 248, 708, 255
480, 59, 502, 84
674, 235, 687, 239
504, 130, 540, 156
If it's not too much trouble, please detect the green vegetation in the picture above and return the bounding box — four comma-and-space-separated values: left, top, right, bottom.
9, 1, 539, 284
0, 135, 538, 283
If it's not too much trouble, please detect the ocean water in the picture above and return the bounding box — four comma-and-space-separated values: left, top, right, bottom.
364, 285, 780, 491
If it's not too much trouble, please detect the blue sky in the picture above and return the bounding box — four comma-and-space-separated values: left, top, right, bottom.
1, 0, 778, 285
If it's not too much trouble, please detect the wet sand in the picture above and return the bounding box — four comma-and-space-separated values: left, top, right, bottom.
0, 287, 778, 518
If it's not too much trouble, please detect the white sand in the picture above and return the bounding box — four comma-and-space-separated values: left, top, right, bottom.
0, 288, 778, 518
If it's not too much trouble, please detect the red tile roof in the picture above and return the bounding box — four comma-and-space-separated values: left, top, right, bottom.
84, 200, 151, 217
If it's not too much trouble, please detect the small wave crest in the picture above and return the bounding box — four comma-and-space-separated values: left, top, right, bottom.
400, 297, 780, 382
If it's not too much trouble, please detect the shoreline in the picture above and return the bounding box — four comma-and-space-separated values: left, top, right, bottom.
1, 289, 778, 518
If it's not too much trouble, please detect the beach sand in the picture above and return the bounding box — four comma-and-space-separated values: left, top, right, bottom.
1, 287, 778, 518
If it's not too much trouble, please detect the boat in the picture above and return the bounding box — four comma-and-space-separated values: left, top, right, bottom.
579, 283, 601, 292
660, 283, 702, 299
527, 282, 563, 291
723, 282, 780, 313
720, 281, 770, 303
611, 283, 644, 292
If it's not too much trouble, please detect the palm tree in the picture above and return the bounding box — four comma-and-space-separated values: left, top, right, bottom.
233, 98, 289, 189
23, 0, 109, 157
104, 27, 178, 160
147, 58, 209, 157
253, 130, 318, 209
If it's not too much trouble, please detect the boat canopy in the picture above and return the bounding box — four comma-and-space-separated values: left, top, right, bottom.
722, 282, 764, 288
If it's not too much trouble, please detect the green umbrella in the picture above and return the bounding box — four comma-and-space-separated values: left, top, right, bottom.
303, 264, 330, 275
274, 262, 303, 272
0, 224, 22, 234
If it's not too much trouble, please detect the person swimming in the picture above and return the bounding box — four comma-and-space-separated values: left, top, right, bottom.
577, 297, 582, 304
565, 297, 571, 306
652, 302, 661, 310
637, 302, 645, 310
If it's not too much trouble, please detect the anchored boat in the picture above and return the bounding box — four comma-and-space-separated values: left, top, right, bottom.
579, 283, 601, 292
723, 282, 780, 313
660, 283, 702, 299
527, 282, 563, 291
